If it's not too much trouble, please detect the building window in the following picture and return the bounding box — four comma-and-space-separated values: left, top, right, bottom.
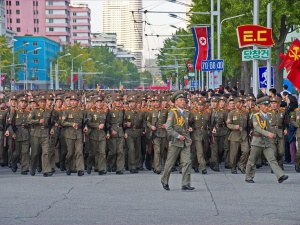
34, 68, 39, 72
49, 27, 54, 32
16, 10, 20, 14
33, 50, 39, 55
34, 19, 39, 24
33, 42, 38, 46
48, 1, 53, 6
73, 33, 77, 36
73, 26, 77, 30
33, 59, 38, 64
48, 18, 53, 23
33, 1, 35, 6
23, 50, 27, 54
16, 1, 19, 5
36, 1, 38, 6
16, 18, 20, 23
73, 12, 77, 16
73, 19, 76, 23
16, 27, 21, 32
48, 10, 53, 14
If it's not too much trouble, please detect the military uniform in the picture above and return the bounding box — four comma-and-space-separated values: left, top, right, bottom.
61, 95, 86, 176
289, 108, 300, 172
189, 99, 210, 173
161, 91, 194, 191
87, 96, 108, 175
8, 97, 30, 174
269, 97, 287, 168
0, 103, 7, 167
210, 97, 228, 171
124, 96, 144, 173
146, 96, 168, 174
27, 95, 53, 176
226, 97, 250, 174
106, 94, 125, 174
245, 96, 288, 183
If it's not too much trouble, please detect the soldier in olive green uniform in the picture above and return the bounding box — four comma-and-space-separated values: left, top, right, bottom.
124, 96, 144, 173
106, 94, 125, 174
87, 96, 108, 175
226, 97, 250, 174
189, 98, 210, 174
146, 96, 168, 174
61, 95, 87, 176
6, 97, 30, 174
27, 95, 53, 177
0, 99, 8, 167
161, 91, 194, 191
210, 97, 228, 171
288, 107, 300, 172
51, 95, 64, 169
269, 96, 287, 169
245, 96, 288, 183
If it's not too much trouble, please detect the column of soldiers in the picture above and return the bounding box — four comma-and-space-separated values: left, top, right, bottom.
0, 89, 295, 185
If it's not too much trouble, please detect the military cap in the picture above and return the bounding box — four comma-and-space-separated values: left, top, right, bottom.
246, 95, 256, 101
94, 96, 103, 102
37, 95, 46, 101
270, 96, 281, 103
211, 96, 219, 102
227, 96, 235, 102
70, 95, 79, 101
152, 95, 162, 102
127, 96, 137, 102
171, 90, 186, 103
47, 94, 54, 100
111, 94, 123, 101
234, 97, 244, 103
10, 95, 18, 100
257, 96, 270, 105
18, 96, 28, 102
219, 96, 227, 102
198, 99, 206, 106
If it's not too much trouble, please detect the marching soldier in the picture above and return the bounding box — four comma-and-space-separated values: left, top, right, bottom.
124, 96, 144, 173
61, 94, 87, 176
6, 96, 30, 174
189, 98, 210, 174
245, 96, 288, 183
0, 99, 8, 167
269, 96, 287, 169
27, 95, 53, 177
290, 107, 300, 172
106, 94, 125, 174
226, 97, 250, 174
87, 96, 109, 175
161, 91, 194, 191
146, 95, 168, 174
210, 96, 228, 171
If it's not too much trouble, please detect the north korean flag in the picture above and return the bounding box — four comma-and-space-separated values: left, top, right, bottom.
192, 26, 211, 70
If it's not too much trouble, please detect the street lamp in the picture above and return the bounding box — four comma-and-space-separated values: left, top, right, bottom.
71, 53, 82, 90
79, 58, 92, 90
24, 47, 41, 90
56, 52, 71, 90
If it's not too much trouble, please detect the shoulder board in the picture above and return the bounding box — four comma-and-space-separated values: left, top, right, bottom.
242, 108, 249, 113
253, 112, 260, 116
267, 112, 272, 115
280, 107, 286, 111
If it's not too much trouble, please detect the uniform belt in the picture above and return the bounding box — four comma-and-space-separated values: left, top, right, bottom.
271, 126, 282, 129
130, 126, 141, 130
194, 127, 207, 131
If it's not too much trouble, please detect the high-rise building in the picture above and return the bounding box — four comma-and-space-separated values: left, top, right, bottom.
103, 0, 143, 71
70, 3, 91, 46
5, 0, 91, 46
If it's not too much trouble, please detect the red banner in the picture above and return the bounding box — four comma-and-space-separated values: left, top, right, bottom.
192, 27, 211, 70
67, 74, 78, 82
1, 74, 6, 85
186, 61, 193, 72
237, 25, 274, 48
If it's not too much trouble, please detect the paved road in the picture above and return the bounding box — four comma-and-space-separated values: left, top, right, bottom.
0, 164, 299, 225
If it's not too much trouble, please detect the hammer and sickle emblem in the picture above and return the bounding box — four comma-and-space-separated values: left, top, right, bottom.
288, 47, 300, 60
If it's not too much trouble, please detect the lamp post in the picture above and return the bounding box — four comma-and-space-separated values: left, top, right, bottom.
71, 54, 82, 90
79, 58, 92, 90
56, 53, 71, 90
24, 47, 41, 90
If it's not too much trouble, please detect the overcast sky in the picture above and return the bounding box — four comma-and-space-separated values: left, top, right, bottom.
71, 0, 188, 59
